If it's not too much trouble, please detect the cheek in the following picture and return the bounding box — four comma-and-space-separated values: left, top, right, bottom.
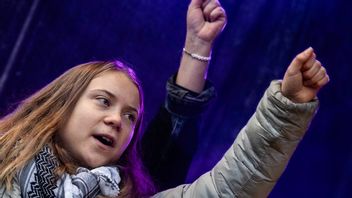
67, 105, 95, 131
119, 130, 135, 153
59, 104, 94, 142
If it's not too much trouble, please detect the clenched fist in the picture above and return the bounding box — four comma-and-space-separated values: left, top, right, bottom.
282, 47, 330, 103
186, 0, 227, 48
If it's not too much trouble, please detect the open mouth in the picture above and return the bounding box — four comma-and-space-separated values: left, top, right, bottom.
93, 135, 114, 147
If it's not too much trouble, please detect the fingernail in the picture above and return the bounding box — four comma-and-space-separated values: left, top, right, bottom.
305, 47, 313, 54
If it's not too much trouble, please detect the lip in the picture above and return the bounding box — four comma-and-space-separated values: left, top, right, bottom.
92, 132, 117, 149
93, 137, 114, 151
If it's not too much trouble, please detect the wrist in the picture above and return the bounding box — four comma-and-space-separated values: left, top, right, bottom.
185, 34, 212, 57
281, 90, 312, 103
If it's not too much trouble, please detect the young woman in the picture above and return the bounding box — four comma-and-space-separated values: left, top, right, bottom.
0, 47, 329, 198
1, 0, 226, 197
0, 0, 330, 197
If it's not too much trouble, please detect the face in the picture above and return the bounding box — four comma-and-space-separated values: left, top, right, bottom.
58, 71, 140, 168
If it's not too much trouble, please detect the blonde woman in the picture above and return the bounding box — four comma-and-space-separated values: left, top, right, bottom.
0, 0, 226, 197
0, 0, 330, 197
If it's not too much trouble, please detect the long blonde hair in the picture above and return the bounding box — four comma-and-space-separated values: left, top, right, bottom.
0, 61, 155, 197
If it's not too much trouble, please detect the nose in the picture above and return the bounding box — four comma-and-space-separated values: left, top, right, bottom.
104, 112, 122, 130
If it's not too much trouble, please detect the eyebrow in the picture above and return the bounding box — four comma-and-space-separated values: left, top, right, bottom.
91, 89, 139, 114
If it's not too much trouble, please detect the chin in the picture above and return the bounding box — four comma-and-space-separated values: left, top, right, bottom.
81, 158, 107, 169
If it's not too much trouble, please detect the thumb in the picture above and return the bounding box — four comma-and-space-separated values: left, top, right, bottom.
287, 47, 314, 75
189, 0, 204, 9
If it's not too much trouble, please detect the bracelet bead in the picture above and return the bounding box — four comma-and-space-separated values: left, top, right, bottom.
183, 48, 211, 62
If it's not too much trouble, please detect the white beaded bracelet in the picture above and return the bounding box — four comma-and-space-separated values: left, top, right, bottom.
183, 48, 211, 62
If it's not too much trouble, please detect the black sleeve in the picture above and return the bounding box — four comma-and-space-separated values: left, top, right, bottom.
141, 74, 216, 191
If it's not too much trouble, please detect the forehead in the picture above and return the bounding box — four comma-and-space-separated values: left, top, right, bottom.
86, 71, 140, 111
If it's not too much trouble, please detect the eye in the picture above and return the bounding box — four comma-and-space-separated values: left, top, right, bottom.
96, 97, 110, 107
125, 113, 136, 123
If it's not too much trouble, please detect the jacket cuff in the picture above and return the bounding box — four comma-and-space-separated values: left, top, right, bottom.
165, 74, 216, 118
267, 80, 319, 113
263, 80, 319, 140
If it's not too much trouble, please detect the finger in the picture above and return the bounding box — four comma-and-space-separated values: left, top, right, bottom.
302, 52, 316, 71
203, 0, 221, 21
287, 47, 314, 74
303, 60, 322, 80
304, 66, 327, 86
312, 74, 330, 89
201, 0, 212, 8
209, 6, 227, 23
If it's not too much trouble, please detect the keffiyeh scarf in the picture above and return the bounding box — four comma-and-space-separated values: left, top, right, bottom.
17, 145, 121, 198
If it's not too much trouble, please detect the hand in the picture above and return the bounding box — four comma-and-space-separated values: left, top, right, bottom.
177, 0, 226, 93
186, 0, 227, 48
282, 47, 330, 103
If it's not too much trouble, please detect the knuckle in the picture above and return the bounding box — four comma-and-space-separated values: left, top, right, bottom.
315, 60, 322, 67
321, 67, 326, 74
319, 68, 325, 76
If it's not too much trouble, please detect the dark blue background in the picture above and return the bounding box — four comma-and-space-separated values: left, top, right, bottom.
1, 0, 351, 197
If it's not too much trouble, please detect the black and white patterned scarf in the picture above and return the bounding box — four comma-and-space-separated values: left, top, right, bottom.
17, 145, 120, 198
